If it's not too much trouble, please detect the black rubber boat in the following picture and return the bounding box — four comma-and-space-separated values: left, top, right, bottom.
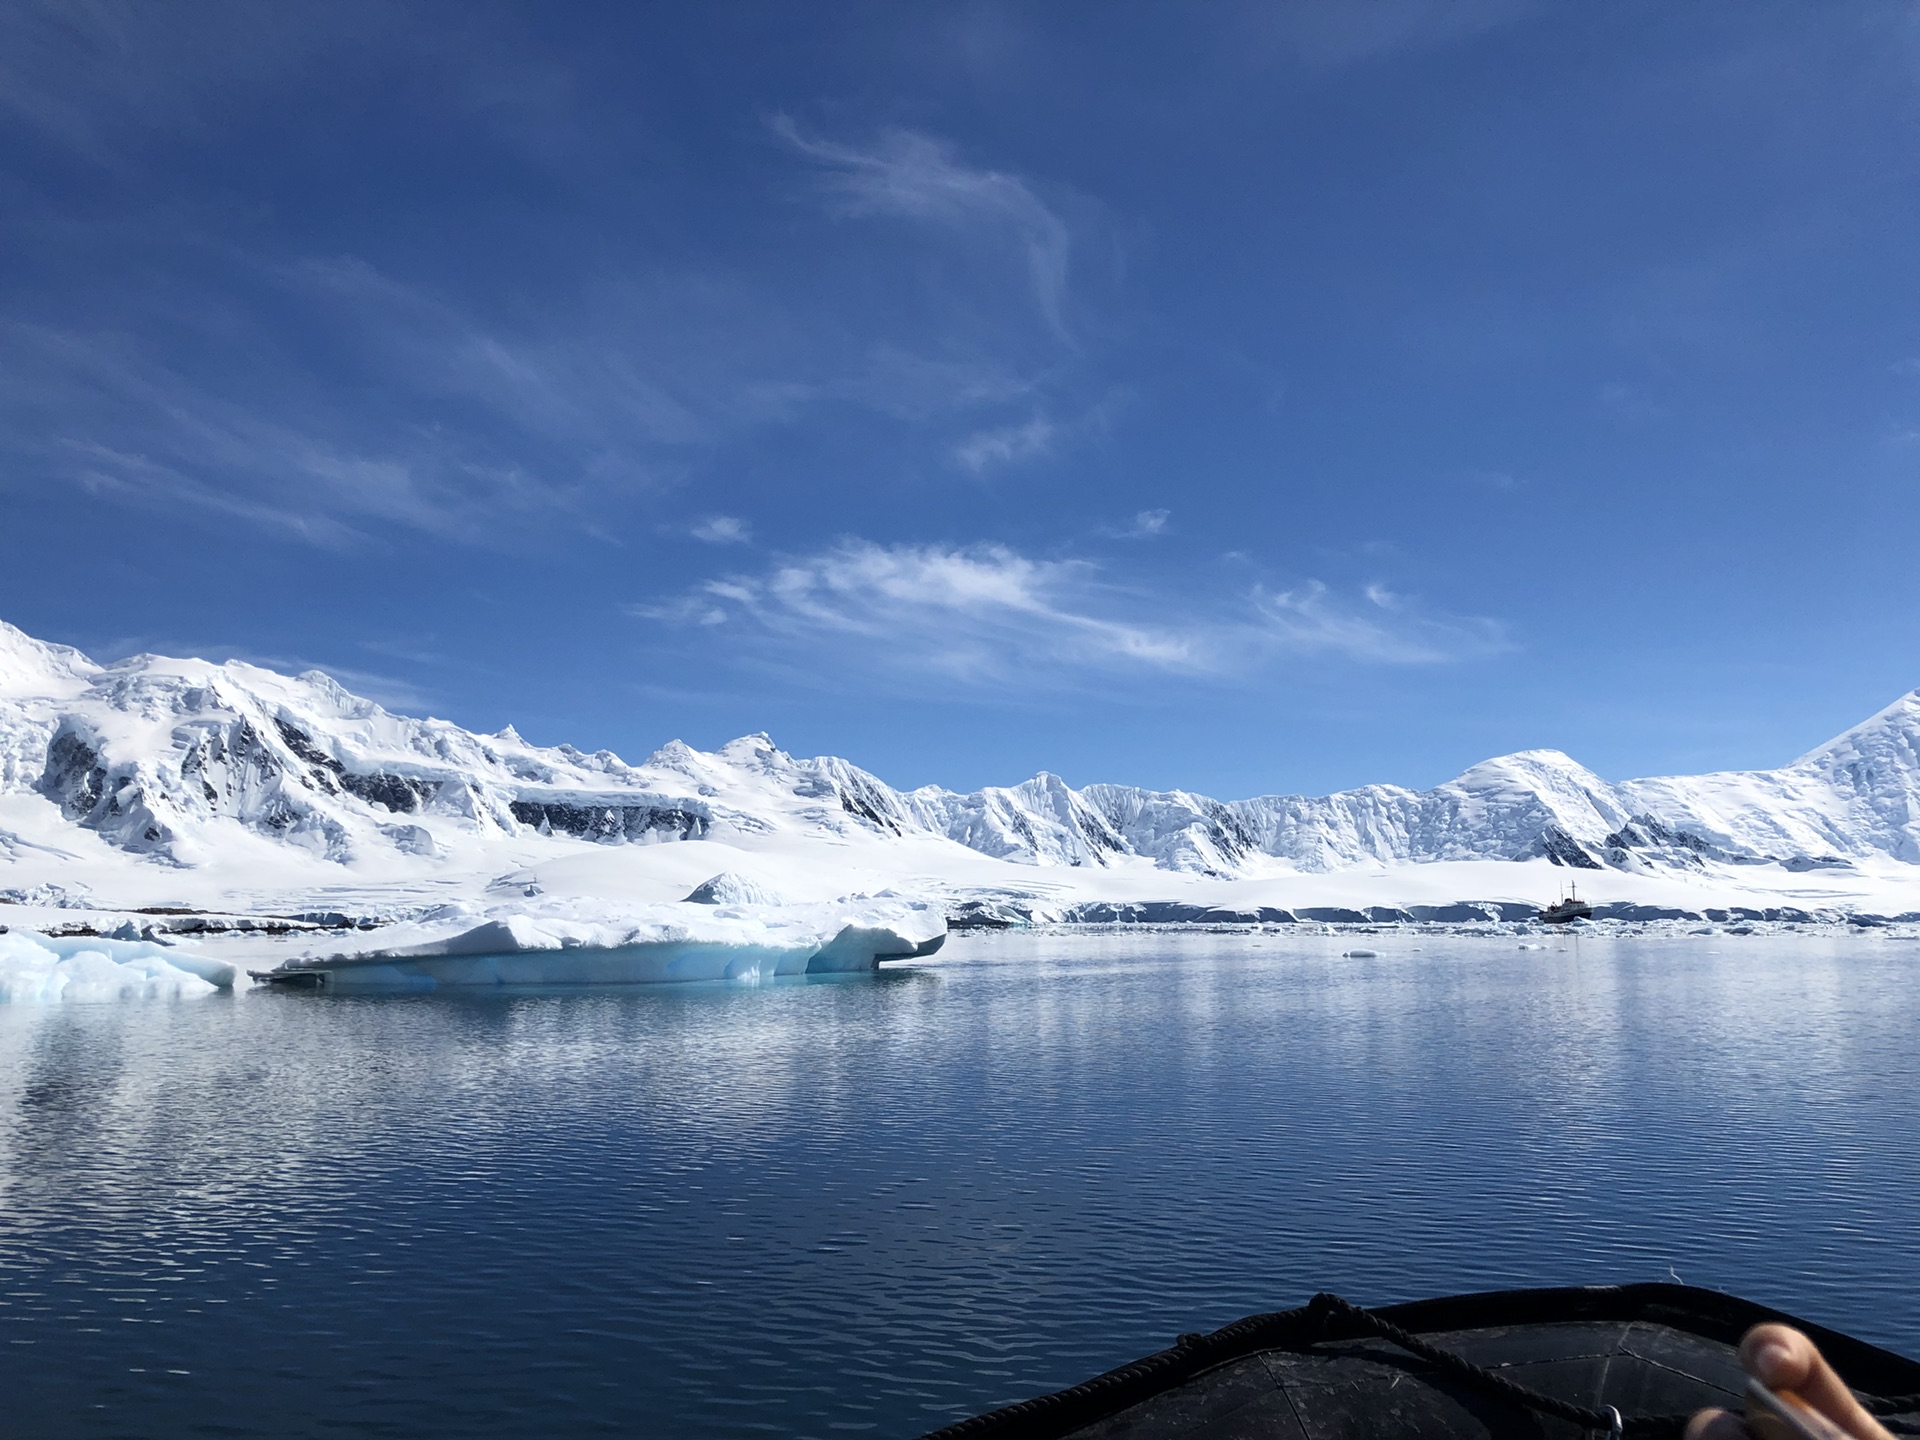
917, 1285, 1920, 1439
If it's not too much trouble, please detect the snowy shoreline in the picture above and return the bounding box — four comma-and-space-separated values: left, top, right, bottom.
3, 615, 1916, 996
5, 911, 1915, 1005
6, 884, 1918, 950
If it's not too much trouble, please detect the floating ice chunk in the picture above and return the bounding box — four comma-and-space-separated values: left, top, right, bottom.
262, 898, 946, 991
0, 929, 237, 1002
683, 872, 788, 906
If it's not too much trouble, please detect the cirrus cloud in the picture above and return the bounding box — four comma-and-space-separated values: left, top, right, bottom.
691, 515, 751, 544
953, 413, 1055, 473
773, 117, 1074, 339
633, 538, 1509, 688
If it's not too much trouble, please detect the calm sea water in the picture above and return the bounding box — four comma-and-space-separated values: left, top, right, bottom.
2, 930, 1917, 1439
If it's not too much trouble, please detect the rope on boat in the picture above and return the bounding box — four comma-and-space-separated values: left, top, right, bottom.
1871, 1398, 1920, 1435
1305, 1292, 1678, 1435
1312, 1297, 1920, 1437
914, 1291, 1920, 1440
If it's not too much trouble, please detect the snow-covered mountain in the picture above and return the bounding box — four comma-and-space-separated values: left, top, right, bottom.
2, 619, 1917, 893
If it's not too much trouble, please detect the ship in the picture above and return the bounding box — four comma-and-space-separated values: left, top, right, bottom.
1538, 882, 1595, 924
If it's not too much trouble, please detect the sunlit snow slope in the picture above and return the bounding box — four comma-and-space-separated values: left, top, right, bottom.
1, 619, 1917, 916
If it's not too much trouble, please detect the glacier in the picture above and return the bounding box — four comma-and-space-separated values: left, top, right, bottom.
0, 616, 1917, 972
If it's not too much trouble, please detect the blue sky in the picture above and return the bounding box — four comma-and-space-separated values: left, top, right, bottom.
2, 1, 1917, 797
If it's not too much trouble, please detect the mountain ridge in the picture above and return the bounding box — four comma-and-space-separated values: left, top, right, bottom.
2, 619, 1917, 884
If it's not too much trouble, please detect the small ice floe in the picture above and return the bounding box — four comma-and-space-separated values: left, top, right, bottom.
1342, 948, 1380, 958
1517, 943, 1549, 951
0, 929, 237, 1002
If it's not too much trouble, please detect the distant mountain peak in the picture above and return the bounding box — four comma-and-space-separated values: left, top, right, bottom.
0, 620, 101, 700
0, 617, 1914, 882
1795, 688, 1920, 767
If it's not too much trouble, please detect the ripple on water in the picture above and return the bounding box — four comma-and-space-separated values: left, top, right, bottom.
0, 931, 1917, 1438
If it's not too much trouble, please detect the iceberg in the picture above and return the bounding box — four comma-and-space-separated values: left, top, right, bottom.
0, 928, 238, 1002
258, 898, 947, 991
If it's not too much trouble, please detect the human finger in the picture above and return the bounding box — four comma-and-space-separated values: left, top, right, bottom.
1686, 1407, 1752, 1440
1740, 1324, 1894, 1440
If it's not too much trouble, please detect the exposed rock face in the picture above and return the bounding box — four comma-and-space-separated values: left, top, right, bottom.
1, 618, 1918, 879
41, 730, 108, 821
507, 798, 711, 843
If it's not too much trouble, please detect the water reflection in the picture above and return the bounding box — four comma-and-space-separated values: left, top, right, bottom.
0, 932, 1916, 1439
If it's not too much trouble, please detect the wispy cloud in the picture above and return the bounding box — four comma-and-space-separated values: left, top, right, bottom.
1102, 508, 1170, 539
2, 19, 1092, 555
7, 230, 913, 550
67, 438, 366, 547
691, 515, 751, 544
1246, 0, 1536, 68
1254, 581, 1506, 664
833, 347, 1037, 421
0, 2, 379, 164
640, 540, 1189, 682
634, 538, 1508, 687
0, 3, 588, 176
1463, 469, 1525, 492
774, 118, 1074, 338
2, 228, 1070, 551
3, 318, 588, 550
954, 413, 1055, 472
